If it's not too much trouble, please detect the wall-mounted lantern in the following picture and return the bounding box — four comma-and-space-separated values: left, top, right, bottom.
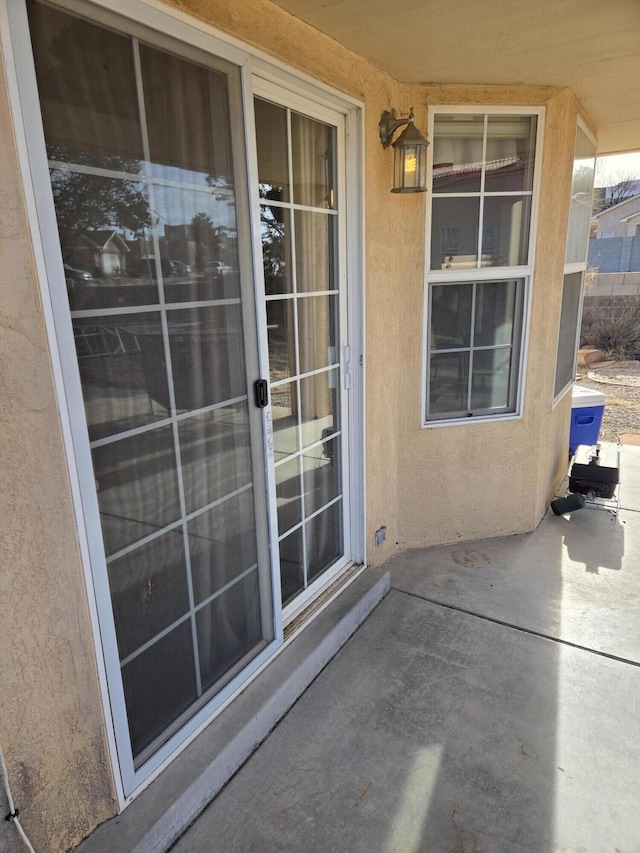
379, 107, 429, 194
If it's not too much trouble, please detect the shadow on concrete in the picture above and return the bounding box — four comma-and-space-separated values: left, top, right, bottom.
558, 509, 625, 574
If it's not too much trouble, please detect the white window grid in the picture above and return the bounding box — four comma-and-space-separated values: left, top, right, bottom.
426, 278, 525, 420
430, 112, 538, 270
423, 106, 545, 427
257, 99, 344, 597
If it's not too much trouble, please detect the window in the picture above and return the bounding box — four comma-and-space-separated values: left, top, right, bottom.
565, 124, 597, 265
554, 123, 596, 401
554, 272, 583, 398
424, 109, 542, 423
428, 279, 524, 418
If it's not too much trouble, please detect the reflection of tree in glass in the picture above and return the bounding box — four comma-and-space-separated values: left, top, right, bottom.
260, 186, 286, 295
206, 173, 235, 201
48, 149, 150, 239
191, 212, 226, 271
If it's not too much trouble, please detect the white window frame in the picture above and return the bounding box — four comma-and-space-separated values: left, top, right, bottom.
422, 105, 545, 428
2, 0, 365, 808
553, 269, 585, 401
553, 118, 597, 405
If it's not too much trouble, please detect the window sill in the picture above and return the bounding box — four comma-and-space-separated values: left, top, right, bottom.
421, 411, 523, 429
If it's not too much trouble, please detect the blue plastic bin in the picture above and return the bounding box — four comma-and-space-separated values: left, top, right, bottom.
570, 385, 605, 454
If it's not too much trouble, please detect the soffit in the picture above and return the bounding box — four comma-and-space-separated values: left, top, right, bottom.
269, 0, 640, 154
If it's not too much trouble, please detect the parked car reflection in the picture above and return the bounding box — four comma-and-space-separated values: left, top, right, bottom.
64, 263, 93, 281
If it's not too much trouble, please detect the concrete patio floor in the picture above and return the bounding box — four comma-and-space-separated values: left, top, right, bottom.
172, 443, 640, 853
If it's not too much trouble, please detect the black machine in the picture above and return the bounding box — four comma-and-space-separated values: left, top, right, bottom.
569, 443, 621, 501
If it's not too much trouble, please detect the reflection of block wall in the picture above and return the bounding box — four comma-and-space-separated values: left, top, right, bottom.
588, 236, 640, 272
586, 272, 640, 296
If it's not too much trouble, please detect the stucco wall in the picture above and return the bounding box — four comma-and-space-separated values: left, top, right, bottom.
390, 86, 587, 551
0, 0, 592, 848
0, 43, 116, 853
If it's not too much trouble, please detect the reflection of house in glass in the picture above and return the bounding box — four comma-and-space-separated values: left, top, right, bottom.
68, 229, 130, 276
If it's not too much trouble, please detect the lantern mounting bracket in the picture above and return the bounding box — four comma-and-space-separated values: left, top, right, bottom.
379, 107, 416, 148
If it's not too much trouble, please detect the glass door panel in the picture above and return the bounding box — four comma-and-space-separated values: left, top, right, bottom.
28, 1, 274, 771
256, 96, 347, 611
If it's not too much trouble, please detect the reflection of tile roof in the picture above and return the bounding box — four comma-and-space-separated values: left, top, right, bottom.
433, 156, 520, 179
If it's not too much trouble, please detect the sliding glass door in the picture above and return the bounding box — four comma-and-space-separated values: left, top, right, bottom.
24, 0, 356, 794
28, 1, 274, 772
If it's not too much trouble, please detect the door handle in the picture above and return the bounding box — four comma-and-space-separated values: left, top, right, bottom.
254, 378, 269, 408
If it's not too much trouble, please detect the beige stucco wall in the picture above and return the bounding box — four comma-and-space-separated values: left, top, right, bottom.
392, 86, 587, 550
0, 0, 592, 848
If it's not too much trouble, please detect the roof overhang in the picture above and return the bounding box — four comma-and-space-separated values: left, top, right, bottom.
269, 0, 640, 155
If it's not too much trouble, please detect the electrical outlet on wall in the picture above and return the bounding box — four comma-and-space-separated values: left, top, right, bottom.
374, 526, 387, 546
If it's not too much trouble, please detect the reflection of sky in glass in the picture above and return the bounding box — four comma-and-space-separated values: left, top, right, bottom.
260, 205, 282, 238
149, 167, 237, 234
49, 160, 238, 238
147, 164, 212, 186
